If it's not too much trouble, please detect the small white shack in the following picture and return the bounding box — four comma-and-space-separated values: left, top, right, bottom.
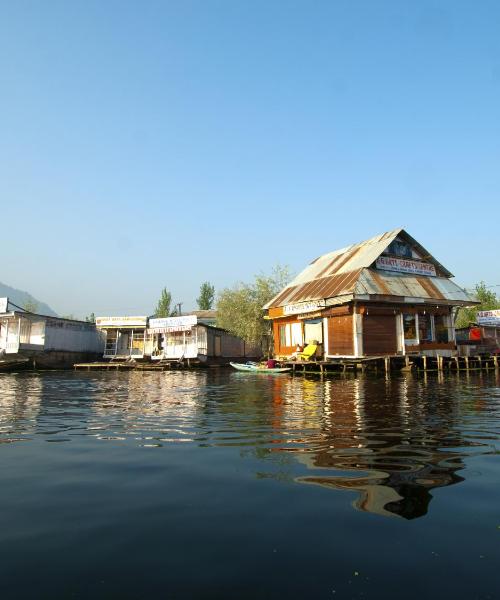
148, 315, 260, 365
0, 298, 104, 368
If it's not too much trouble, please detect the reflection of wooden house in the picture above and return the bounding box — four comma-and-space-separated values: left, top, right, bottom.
95, 316, 148, 359
148, 315, 260, 365
264, 229, 477, 359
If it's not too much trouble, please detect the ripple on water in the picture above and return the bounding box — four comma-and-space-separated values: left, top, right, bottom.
0, 369, 499, 520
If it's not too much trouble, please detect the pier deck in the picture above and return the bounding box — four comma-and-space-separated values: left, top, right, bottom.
279, 354, 499, 375
74, 354, 500, 375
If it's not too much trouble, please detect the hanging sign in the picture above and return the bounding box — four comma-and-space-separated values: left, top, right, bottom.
0, 297, 8, 313
148, 315, 197, 333
284, 300, 326, 315
96, 316, 148, 328
376, 256, 436, 277
477, 310, 500, 326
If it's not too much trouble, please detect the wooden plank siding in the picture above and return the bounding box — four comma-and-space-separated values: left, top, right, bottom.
328, 315, 354, 355
363, 315, 398, 355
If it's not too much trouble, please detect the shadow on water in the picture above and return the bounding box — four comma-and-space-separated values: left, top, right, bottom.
0, 368, 499, 523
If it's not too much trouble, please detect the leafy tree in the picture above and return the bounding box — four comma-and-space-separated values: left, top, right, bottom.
23, 300, 39, 313
216, 265, 291, 351
85, 312, 96, 323
155, 288, 176, 318
197, 282, 215, 310
455, 282, 500, 328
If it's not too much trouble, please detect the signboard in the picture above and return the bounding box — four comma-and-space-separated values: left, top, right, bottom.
376, 256, 437, 277
0, 297, 8, 313
148, 315, 197, 333
284, 300, 326, 316
477, 310, 500, 326
95, 316, 148, 328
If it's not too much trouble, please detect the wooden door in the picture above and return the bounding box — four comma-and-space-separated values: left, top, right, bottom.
328, 316, 353, 355
363, 315, 397, 355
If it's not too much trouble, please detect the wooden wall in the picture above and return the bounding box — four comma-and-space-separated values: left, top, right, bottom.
328, 315, 353, 355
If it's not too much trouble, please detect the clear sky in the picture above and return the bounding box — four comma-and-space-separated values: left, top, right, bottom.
1, 0, 499, 318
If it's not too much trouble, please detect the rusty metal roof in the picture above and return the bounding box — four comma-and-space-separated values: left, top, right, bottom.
264, 228, 473, 310
355, 270, 472, 303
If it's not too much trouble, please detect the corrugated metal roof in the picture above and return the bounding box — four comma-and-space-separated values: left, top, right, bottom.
355, 270, 471, 302
288, 228, 404, 288
264, 228, 473, 310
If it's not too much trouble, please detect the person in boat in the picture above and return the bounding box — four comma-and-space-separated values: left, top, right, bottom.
266, 357, 277, 369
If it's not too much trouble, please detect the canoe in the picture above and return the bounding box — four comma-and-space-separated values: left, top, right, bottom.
230, 362, 291, 374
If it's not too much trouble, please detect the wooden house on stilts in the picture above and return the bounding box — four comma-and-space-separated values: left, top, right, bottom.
264, 229, 477, 360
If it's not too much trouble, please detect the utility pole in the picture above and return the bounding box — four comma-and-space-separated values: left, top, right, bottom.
176, 302, 183, 316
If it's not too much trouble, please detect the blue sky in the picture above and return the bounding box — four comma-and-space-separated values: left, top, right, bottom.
1, 0, 499, 317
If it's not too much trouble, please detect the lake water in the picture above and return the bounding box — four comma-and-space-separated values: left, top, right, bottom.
0, 369, 499, 599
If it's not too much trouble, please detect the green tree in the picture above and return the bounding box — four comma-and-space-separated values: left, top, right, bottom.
455, 282, 500, 328
85, 312, 96, 323
216, 265, 291, 352
155, 288, 175, 317
197, 282, 215, 310
23, 300, 39, 313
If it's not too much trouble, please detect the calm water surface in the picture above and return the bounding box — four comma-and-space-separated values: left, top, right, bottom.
0, 369, 499, 599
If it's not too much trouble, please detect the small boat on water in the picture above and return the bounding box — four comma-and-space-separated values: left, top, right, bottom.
230, 361, 291, 374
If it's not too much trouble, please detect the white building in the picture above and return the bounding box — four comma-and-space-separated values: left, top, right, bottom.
148, 315, 260, 364
0, 298, 104, 368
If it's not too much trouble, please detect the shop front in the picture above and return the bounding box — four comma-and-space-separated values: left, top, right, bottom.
96, 316, 148, 359
148, 315, 199, 360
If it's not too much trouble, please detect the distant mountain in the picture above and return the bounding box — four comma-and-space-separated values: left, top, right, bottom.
0, 281, 58, 317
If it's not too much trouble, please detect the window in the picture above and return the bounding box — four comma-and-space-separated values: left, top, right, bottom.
403, 314, 417, 341
291, 322, 303, 346
304, 319, 323, 344
434, 315, 449, 343
279, 325, 286, 348
386, 239, 412, 258
418, 314, 433, 342
278, 323, 293, 348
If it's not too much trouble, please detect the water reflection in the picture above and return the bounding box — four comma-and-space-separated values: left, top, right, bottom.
0, 369, 499, 520
286, 374, 497, 519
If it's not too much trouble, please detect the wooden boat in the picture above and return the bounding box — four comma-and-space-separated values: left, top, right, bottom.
230, 361, 291, 374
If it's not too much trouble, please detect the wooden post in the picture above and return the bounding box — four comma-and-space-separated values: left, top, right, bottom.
385, 357, 390, 375
437, 355, 443, 371
465, 356, 469, 372
423, 355, 427, 372
494, 356, 498, 370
